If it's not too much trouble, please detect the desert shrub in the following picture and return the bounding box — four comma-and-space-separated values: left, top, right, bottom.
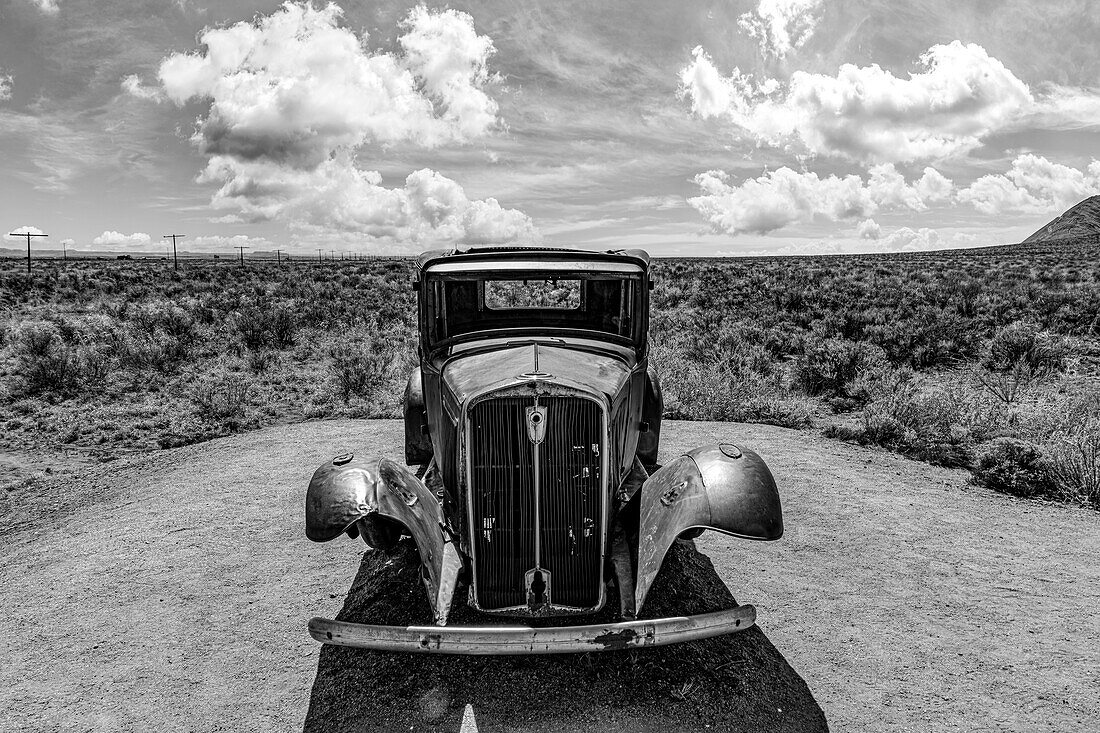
115, 330, 189, 372
76, 343, 113, 384
233, 306, 270, 350
1017, 392, 1100, 507
981, 321, 1071, 374
848, 373, 1005, 467
793, 336, 888, 402
975, 322, 1074, 415
655, 349, 812, 429
9, 321, 80, 394
328, 338, 389, 403
190, 375, 253, 424
269, 306, 297, 347
973, 438, 1051, 498
247, 349, 277, 374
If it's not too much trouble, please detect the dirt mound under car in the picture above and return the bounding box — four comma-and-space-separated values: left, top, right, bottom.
305, 539, 826, 733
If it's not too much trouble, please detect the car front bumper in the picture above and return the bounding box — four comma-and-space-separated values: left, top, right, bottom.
308, 605, 755, 655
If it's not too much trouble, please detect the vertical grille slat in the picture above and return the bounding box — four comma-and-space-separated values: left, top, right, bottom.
468, 394, 604, 611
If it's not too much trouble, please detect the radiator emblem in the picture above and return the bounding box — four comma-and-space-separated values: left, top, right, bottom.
525, 405, 548, 444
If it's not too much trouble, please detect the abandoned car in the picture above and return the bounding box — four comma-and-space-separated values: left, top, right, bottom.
305, 247, 783, 654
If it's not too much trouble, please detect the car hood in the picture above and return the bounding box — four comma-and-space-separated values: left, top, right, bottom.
440, 340, 634, 407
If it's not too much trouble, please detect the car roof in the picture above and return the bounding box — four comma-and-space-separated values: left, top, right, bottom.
414, 246, 651, 272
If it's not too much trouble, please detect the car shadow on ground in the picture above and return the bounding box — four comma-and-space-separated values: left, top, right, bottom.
304, 541, 826, 733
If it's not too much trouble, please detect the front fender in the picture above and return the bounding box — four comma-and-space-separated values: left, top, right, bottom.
305, 456, 462, 625
633, 443, 782, 615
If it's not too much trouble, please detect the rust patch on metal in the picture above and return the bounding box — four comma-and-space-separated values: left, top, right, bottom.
660, 480, 688, 506
591, 628, 639, 649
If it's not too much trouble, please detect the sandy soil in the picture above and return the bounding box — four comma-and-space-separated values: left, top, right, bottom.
2, 419, 1098, 732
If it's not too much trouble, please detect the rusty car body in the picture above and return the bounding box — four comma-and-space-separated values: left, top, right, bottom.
305, 247, 783, 654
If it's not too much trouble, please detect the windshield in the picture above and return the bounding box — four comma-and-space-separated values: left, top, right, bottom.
424, 270, 644, 349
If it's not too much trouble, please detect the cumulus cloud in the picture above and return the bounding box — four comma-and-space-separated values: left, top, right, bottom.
93, 231, 152, 247
687, 164, 954, 235
856, 218, 881, 240
680, 41, 1100, 163
877, 227, 942, 251
201, 155, 536, 243
738, 0, 823, 59
958, 154, 1100, 215
9, 225, 45, 236
142, 2, 531, 245
157, 2, 498, 163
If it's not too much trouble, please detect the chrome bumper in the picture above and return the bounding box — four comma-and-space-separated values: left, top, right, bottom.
308, 606, 755, 655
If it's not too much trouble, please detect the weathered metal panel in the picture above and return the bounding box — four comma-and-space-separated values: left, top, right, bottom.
308, 606, 755, 655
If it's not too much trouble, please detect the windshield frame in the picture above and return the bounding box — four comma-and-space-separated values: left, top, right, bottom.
419, 262, 649, 354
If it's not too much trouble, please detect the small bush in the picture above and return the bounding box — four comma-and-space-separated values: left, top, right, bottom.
190, 376, 253, 424
1020, 393, 1100, 508
847, 374, 1005, 468
329, 340, 388, 403
655, 349, 813, 428
794, 337, 888, 402
982, 321, 1071, 374
247, 349, 277, 374
10, 321, 80, 394
973, 438, 1051, 498
234, 307, 270, 350
269, 307, 297, 347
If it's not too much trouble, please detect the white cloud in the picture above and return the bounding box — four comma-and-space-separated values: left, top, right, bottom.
856, 218, 881, 240
121, 74, 163, 102
201, 154, 536, 245
9, 225, 45, 236
398, 4, 500, 141
92, 231, 152, 247
28, 0, 59, 15
157, 2, 498, 165
680, 41, 1100, 163
186, 234, 274, 252
958, 154, 1100, 215
147, 2, 531, 246
60, 238, 75, 246
877, 226, 942, 251
738, 0, 823, 59
687, 164, 954, 235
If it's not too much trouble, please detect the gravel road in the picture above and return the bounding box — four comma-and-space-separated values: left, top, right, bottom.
2, 419, 1098, 731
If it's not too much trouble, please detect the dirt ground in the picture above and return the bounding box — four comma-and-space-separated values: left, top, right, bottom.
2, 419, 1098, 732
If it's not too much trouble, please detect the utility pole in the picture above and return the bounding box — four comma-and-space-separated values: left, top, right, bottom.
329, 249, 335, 261
274, 249, 283, 263
163, 234, 184, 270
234, 245, 248, 264
9, 231, 47, 274
316, 248, 323, 263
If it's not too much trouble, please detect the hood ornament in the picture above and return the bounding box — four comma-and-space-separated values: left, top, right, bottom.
518, 342, 553, 381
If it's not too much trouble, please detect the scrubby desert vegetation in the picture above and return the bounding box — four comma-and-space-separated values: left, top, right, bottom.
2, 240, 1098, 509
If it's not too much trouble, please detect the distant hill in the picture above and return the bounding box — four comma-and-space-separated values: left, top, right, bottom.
1024, 195, 1100, 243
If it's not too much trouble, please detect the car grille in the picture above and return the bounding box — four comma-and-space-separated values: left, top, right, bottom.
468, 395, 604, 611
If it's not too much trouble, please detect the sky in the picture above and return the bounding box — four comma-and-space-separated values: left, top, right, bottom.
0, 0, 1098, 256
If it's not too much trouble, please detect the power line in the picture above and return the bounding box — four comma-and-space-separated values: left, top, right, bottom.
8, 230, 48, 274
163, 234, 185, 271
234, 245, 248, 264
